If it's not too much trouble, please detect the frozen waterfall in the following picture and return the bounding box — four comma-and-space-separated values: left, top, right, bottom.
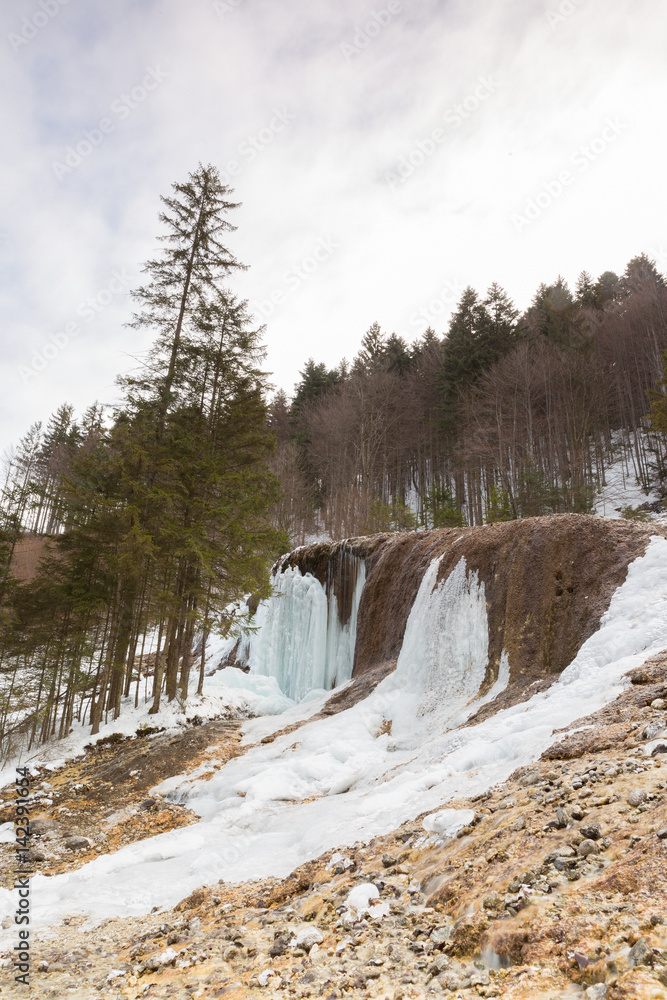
241, 554, 366, 701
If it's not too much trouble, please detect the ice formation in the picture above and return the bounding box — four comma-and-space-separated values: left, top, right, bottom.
238, 554, 366, 701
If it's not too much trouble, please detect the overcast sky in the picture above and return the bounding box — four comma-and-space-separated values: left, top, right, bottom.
2, 0, 666, 456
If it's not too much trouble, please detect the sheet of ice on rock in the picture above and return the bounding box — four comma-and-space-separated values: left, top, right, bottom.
2, 536, 667, 940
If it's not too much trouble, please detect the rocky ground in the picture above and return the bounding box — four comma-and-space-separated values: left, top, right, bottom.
1, 657, 666, 1000
0, 718, 243, 881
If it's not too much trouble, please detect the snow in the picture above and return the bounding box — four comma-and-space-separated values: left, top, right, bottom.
594, 430, 665, 519
344, 883, 387, 920
0, 667, 294, 793
422, 808, 476, 837
3, 537, 667, 942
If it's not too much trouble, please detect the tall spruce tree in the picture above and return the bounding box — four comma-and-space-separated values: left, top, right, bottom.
0, 164, 281, 741
126, 163, 246, 434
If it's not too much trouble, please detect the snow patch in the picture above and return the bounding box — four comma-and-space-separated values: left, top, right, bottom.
423, 808, 476, 838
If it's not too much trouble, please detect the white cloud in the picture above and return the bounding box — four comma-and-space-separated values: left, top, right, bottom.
1, 0, 665, 451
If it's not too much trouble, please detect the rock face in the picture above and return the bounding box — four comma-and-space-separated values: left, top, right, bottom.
236, 516, 662, 717
354, 516, 657, 692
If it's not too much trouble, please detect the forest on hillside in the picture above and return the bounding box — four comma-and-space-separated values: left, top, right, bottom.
0, 165, 283, 756
269, 255, 667, 541
1, 159, 667, 754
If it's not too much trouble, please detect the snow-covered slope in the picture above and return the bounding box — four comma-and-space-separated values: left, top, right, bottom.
2, 525, 667, 939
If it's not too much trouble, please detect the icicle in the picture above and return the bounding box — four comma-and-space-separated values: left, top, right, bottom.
243, 553, 366, 701
390, 556, 495, 740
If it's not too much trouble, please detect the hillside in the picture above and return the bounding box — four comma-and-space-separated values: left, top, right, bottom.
1, 516, 667, 998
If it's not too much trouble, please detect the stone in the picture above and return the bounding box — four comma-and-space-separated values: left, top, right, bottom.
382, 854, 398, 868
428, 954, 450, 975
499, 797, 517, 810
513, 815, 526, 832
570, 805, 585, 821
483, 893, 504, 911
439, 972, 463, 991
585, 985, 608, 999
295, 926, 324, 952
556, 806, 569, 828
656, 828, 667, 840
628, 937, 652, 966
64, 836, 91, 851
627, 788, 646, 807
651, 698, 666, 709
580, 819, 602, 840
642, 721, 664, 740
31, 817, 58, 836
577, 839, 599, 857
430, 926, 453, 946
548, 846, 576, 859
553, 856, 578, 871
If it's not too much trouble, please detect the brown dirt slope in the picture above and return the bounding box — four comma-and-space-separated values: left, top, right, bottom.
4, 652, 665, 1000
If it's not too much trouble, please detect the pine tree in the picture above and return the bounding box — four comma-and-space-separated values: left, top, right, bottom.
126, 163, 245, 433
0, 164, 283, 740
594, 270, 620, 304
482, 282, 520, 360
353, 322, 386, 374
620, 253, 666, 296
575, 270, 600, 308
528, 278, 588, 348
384, 333, 412, 374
